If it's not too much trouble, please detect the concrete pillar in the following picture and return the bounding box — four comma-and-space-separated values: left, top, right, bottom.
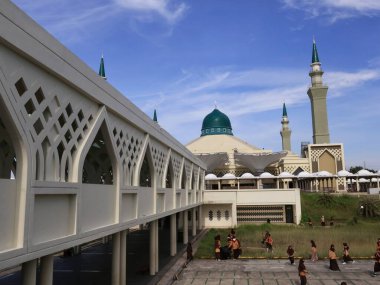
183, 211, 188, 244
198, 205, 203, 230
149, 221, 156, 276
170, 214, 177, 256
112, 232, 121, 285
120, 230, 127, 285
40, 254, 54, 285
155, 220, 159, 273
192, 208, 197, 236
21, 259, 37, 285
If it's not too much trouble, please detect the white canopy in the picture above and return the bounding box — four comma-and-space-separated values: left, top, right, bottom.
297, 171, 312, 178
222, 173, 236, 179
259, 172, 274, 178
240, 172, 255, 179
337, 170, 354, 177
278, 171, 295, 178
356, 169, 375, 176
205, 173, 218, 180
315, 171, 333, 177
359, 178, 370, 183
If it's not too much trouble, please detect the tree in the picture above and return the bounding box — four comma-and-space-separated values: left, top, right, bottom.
358, 197, 380, 218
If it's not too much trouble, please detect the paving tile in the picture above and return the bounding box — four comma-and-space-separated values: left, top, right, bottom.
205, 279, 221, 285
234, 279, 249, 285
222, 272, 235, 278
191, 279, 207, 285
220, 279, 234, 285
197, 272, 211, 278
248, 279, 263, 285
209, 271, 222, 278
234, 271, 249, 278
262, 280, 278, 285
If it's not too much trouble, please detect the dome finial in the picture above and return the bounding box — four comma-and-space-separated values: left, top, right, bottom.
153, 109, 158, 122
214, 101, 218, 109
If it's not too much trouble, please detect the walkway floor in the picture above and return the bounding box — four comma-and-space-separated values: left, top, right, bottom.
171, 259, 379, 285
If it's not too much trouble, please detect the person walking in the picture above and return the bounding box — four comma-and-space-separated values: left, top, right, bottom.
265, 233, 273, 253
298, 258, 308, 285
329, 244, 341, 271
320, 215, 325, 226
342, 242, 354, 264
214, 235, 221, 261
186, 242, 193, 262
287, 245, 295, 265
371, 247, 380, 276
310, 240, 318, 262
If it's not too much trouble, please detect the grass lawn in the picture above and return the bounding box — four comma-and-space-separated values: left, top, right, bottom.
195, 193, 380, 259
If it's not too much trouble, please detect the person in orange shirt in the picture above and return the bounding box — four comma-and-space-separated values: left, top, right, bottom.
231, 238, 241, 259
328, 244, 340, 271
265, 234, 273, 253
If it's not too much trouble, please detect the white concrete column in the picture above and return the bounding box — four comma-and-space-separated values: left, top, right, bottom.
155, 220, 159, 273
21, 259, 37, 285
170, 214, 177, 256
276, 179, 280, 189
40, 254, 54, 285
120, 230, 127, 285
198, 205, 203, 230
192, 208, 196, 236
112, 232, 121, 285
149, 221, 156, 276
183, 211, 188, 244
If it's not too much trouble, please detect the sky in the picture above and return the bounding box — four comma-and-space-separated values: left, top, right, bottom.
11, 0, 380, 171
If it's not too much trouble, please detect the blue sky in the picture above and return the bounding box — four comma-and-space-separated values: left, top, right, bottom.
12, 0, 380, 170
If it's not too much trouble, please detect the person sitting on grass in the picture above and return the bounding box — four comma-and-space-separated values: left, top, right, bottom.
214, 235, 221, 261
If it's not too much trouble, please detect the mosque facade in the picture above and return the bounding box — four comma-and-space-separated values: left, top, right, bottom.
186, 40, 346, 227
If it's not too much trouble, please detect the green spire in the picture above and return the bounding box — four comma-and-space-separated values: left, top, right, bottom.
99, 55, 106, 79
312, 38, 320, 63
153, 109, 158, 122
282, 103, 288, 117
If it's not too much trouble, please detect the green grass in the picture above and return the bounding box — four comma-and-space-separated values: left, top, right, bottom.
195, 193, 380, 259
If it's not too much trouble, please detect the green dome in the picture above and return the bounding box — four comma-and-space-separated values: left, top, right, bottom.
201, 108, 233, 136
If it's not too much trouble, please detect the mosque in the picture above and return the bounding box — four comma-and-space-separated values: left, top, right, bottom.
185, 40, 346, 227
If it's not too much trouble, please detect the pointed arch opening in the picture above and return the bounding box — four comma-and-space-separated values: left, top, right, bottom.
180, 165, 186, 189
192, 171, 196, 190
0, 114, 17, 179
139, 147, 153, 187
165, 159, 173, 188
82, 123, 114, 184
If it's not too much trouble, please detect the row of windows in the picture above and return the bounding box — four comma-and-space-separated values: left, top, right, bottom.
201, 128, 232, 135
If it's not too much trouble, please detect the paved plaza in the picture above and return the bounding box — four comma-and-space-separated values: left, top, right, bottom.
171, 259, 378, 285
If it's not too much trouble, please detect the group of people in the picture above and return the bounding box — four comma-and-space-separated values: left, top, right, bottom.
214, 229, 242, 260
296, 238, 380, 284
307, 215, 334, 227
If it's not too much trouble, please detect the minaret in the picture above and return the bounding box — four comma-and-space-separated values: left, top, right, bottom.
280, 103, 291, 152
99, 54, 106, 80
153, 109, 158, 122
307, 38, 330, 144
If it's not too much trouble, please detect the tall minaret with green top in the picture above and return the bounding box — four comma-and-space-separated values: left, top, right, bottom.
280, 103, 291, 151
307, 39, 330, 144
99, 54, 106, 80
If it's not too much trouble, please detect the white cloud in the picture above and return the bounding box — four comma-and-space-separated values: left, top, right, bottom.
282, 0, 380, 22
115, 0, 188, 23
12, 0, 187, 43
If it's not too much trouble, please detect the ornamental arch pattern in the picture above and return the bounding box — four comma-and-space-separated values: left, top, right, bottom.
0, 7, 206, 270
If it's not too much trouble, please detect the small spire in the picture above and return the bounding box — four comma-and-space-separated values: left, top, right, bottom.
153, 109, 158, 122
214, 101, 218, 109
99, 54, 106, 79
312, 38, 320, 63
282, 103, 288, 117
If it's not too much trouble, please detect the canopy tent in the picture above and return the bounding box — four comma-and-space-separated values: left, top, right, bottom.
195, 152, 229, 171
234, 151, 287, 174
